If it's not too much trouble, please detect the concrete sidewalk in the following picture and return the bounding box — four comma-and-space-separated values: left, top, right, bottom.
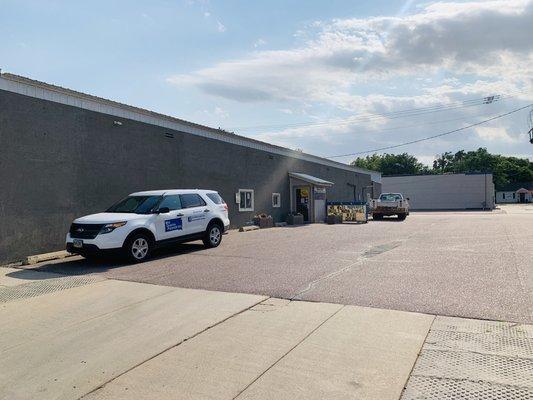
1, 267, 532, 400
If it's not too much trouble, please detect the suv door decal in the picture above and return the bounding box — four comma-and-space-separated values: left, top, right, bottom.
164, 218, 183, 231
187, 209, 206, 222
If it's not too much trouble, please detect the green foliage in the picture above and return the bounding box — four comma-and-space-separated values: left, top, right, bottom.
351, 153, 430, 176
352, 148, 533, 190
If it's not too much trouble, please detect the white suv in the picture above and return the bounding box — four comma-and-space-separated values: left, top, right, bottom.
66, 189, 230, 262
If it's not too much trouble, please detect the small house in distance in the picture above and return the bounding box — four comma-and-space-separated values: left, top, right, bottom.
496, 182, 533, 203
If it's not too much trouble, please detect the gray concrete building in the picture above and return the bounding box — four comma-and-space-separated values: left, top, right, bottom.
0, 73, 380, 263
382, 173, 495, 210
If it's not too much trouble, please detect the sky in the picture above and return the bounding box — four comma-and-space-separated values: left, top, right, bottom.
1, 0, 532, 165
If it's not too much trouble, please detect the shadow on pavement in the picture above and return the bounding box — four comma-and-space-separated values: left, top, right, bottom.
12, 242, 208, 278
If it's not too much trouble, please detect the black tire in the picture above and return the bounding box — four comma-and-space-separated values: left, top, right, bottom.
123, 232, 153, 263
203, 222, 223, 248
398, 214, 407, 221
373, 214, 383, 220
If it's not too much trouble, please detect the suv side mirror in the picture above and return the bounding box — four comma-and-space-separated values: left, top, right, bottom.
157, 207, 170, 214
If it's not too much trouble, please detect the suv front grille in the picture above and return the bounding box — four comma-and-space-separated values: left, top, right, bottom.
69, 223, 105, 239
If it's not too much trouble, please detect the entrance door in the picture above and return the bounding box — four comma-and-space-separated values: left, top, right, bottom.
519, 193, 526, 203
296, 187, 310, 222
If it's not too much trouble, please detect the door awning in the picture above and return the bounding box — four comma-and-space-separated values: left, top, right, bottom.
289, 172, 334, 187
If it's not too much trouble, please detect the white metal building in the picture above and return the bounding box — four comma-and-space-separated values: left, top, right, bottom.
382, 173, 495, 210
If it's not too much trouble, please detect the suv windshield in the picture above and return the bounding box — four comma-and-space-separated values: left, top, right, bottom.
106, 196, 161, 214
380, 194, 402, 201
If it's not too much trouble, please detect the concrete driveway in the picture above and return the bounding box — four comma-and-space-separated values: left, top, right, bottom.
17, 204, 533, 324
4, 267, 532, 400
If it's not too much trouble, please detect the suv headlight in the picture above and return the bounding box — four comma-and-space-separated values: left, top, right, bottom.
100, 221, 127, 234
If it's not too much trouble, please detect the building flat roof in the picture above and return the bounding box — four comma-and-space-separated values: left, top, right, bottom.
0, 71, 381, 183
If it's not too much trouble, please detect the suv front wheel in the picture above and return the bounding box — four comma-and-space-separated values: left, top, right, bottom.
124, 232, 153, 263
203, 222, 223, 248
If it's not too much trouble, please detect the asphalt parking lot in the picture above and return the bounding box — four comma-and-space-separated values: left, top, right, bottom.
18, 204, 533, 324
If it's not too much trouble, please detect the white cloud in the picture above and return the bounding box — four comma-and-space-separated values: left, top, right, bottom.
214, 106, 229, 119
417, 155, 438, 166
475, 126, 520, 143
168, 1, 533, 160
279, 108, 293, 114
217, 20, 226, 33
169, 0, 532, 108
253, 38, 267, 48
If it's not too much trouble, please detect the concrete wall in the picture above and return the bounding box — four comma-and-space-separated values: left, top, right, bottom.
0, 89, 372, 263
381, 174, 495, 210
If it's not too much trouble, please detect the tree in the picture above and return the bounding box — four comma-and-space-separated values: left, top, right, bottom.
352, 148, 533, 190
352, 153, 429, 176
432, 148, 533, 189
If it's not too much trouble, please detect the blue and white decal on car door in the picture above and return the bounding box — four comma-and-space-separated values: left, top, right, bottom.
183, 208, 210, 233
187, 209, 206, 223
164, 218, 183, 232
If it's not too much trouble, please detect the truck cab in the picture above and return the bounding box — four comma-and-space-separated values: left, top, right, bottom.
371, 193, 409, 220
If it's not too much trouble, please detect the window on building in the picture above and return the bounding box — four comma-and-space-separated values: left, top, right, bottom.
158, 195, 182, 211
179, 193, 206, 208
272, 193, 281, 208
238, 189, 254, 211
513, 193, 516, 199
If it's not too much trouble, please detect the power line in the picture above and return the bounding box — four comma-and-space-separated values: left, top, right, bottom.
259, 110, 501, 140
229, 91, 526, 132
326, 104, 533, 159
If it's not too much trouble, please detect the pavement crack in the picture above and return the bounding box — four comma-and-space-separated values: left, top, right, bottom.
290, 239, 405, 300
77, 296, 269, 400
400, 315, 436, 395
232, 305, 345, 400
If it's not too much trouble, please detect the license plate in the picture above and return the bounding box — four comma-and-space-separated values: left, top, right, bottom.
73, 239, 83, 248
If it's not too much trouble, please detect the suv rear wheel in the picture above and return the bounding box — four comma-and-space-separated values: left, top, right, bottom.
203, 222, 223, 248
124, 232, 152, 263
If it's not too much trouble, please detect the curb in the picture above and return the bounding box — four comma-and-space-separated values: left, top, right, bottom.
23, 250, 74, 265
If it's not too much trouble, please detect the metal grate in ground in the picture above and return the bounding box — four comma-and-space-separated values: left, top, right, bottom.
402, 316, 533, 399
0, 275, 103, 303
432, 316, 533, 338
402, 375, 533, 400
412, 349, 533, 388
425, 329, 533, 359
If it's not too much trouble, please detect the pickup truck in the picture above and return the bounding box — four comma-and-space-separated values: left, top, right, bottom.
371, 193, 409, 220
